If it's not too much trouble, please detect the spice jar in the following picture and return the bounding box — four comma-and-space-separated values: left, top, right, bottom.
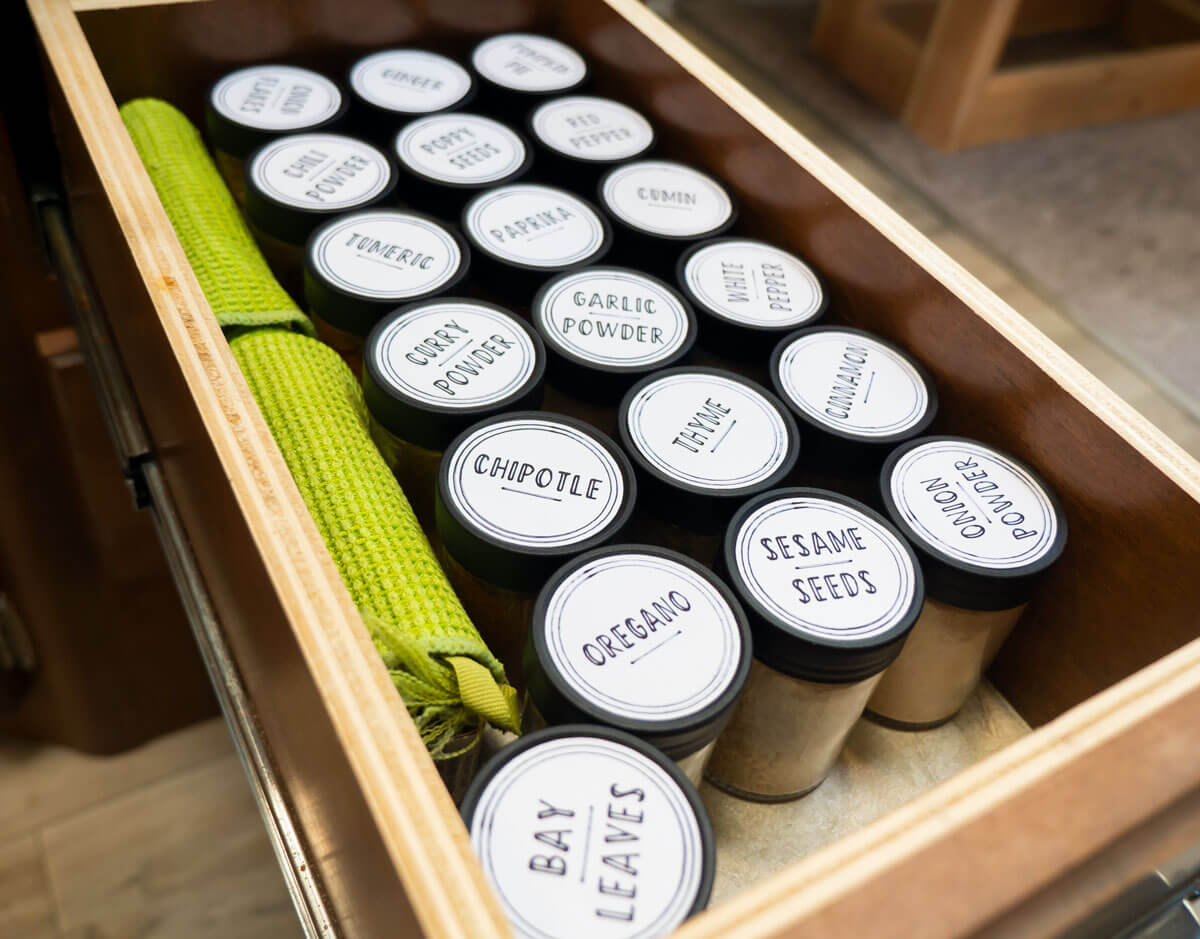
347, 48, 474, 142
392, 112, 531, 217
616, 367, 799, 566
527, 95, 655, 192
462, 725, 714, 939
461, 183, 612, 303
531, 266, 696, 436
363, 299, 545, 529
770, 326, 938, 502
678, 237, 829, 382
705, 488, 923, 801
524, 545, 752, 786
303, 209, 470, 366
244, 132, 397, 292
469, 33, 590, 121
597, 160, 737, 276
206, 65, 347, 204
436, 412, 636, 679
869, 436, 1068, 729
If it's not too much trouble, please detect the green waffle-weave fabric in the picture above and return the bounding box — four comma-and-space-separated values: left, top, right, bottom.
120, 98, 518, 752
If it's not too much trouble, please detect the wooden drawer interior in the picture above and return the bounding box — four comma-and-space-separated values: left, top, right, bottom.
27, 0, 1200, 935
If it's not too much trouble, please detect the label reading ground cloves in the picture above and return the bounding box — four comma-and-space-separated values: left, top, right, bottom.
212, 65, 342, 131
250, 133, 391, 209
683, 239, 823, 328
396, 114, 526, 185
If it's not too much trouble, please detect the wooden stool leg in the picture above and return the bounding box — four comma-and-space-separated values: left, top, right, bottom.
813, 0, 924, 114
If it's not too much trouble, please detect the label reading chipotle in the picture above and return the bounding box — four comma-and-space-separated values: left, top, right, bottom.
465, 185, 606, 268
211, 65, 342, 131
601, 161, 732, 238
472, 33, 587, 93
683, 240, 823, 328
249, 133, 391, 209
531, 96, 653, 162
395, 113, 526, 185
350, 49, 472, 114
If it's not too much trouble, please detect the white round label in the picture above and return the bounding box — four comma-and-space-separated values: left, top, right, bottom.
395, 113, 526, 185
537, 270, 690, 369
683, 240, 823, 328
472, 33, 587, 93
531, 96, 654, 163
544, 553, 742, 722
249, 134, 391, 210
470, 736, 704, 939
888, 440, 1060, 571
445, 417, 626, 549
371, 302, 537, 407
309, 211, 462, 300
465, 185, 607, 268
601, 161, 732, 238
350, 49, 472, 114
776, 331, 929, 438
733, 496, 917, 641
625, 372, 790, 492
211, 66, 342, 132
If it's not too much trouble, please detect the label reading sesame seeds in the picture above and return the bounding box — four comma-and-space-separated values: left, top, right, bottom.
395, 113, 526, 185
249, 134, 391, 209
601, 162, 732, 238
776, 331, 929, 438
544, 553, 742, 722
469, 736, 704, 939
465, 185, 606, 268
531, 96, 653, 163
625, 372, 790, 492
371, 302, 537, 407
889, 440, 1060, 571
683, 240, 823, 328
472, 33, 587, 93
350, 50, 472, 114
444, 417, 626, 549
536, 270, 690, 369
733, 496, 917, 642
211, 66, 342, 131
310, 212, 461, 300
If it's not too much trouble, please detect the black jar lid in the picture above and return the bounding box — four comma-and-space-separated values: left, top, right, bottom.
347, 49, 474, 124
469, 33, 590, 102
436, 411, 636, 593
303, 209, 470, 337
678, 237, 830, 358
527, 94, 656, 169
770, 325, 938, 461
531, 266, 697, 404
393, 112, 531, 196
723, 487, 924, 684
880, 436, 1068, 611
617, 367, 800, 535
598, 160, 737, 245
244, 132, 397, 246
527, 544, 752, 761
461, 724, 714, 939
206, 64, 348, 160
363, 298, 545, 452
461, 183, 611, 276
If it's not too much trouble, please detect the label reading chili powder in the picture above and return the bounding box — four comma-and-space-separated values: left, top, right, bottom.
249, 133, 391, 209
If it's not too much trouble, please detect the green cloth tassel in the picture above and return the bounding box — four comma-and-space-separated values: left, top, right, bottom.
120, 98, 520, 752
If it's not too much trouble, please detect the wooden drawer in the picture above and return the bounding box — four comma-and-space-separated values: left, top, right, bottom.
25, 0, 1200, 935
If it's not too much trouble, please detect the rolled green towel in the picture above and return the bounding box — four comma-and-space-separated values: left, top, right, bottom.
120, 98, 519, 752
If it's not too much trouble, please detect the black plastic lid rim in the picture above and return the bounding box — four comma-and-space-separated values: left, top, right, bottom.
597, 161, 739, 245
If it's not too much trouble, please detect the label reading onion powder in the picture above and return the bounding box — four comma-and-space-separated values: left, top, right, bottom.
465, 185, 606, 268
683, 240, 823, 328
395, 114, 526, 185
537, 269, 689, 369
544, 553, 742, 721
371, 302, 536, 406
444, 417, 625, 549
472, 33, 587, 93
469, 736, 704, 939
249, 133, 391, 209
310, 212, 461, 300
531, 96, 653, 163
776, 331, 928, 438
889, 440, 1059, 571
350, 50, 472, 114
625, 372, 789, 491
211, 66, 342, 131
734, 495, 917, 641
601, 161, 732, 238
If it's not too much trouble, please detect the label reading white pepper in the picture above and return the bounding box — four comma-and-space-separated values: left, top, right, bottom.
683, 240, 823, 328
395, 114, 526, 185
250, 134, 391, 209
601, 161, 732, 238
211, 66, 342, 131
472, 33, 587, 93
350, 50, 472, 114
531, 96, 654, 162
465, 185, 607, 268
